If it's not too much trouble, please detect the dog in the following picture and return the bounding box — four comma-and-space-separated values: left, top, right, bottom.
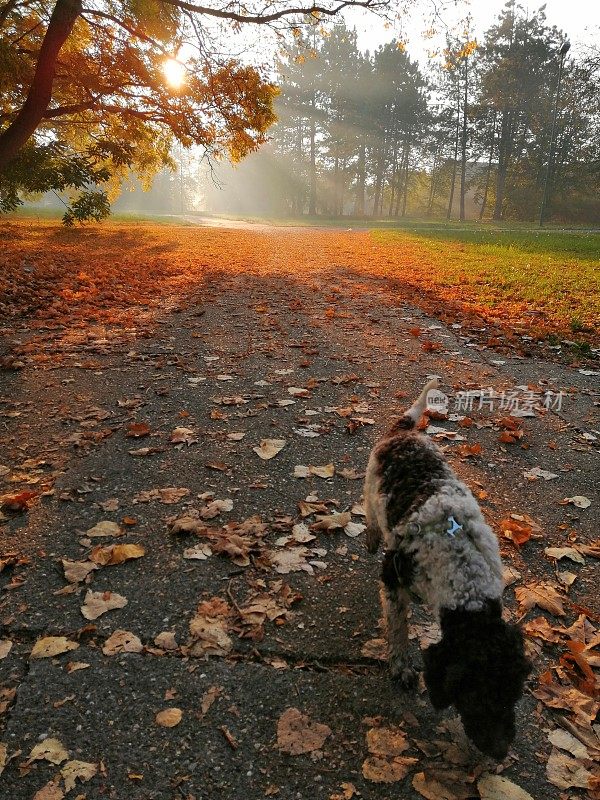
363, 377, 531, 760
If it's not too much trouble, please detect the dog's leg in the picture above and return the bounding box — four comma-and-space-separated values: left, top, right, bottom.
366, 525, 382, 554
380, 549, 417, 687
380, 582, 416, 688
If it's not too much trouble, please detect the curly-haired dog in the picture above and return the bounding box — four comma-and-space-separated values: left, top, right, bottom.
364, 378, 531, 760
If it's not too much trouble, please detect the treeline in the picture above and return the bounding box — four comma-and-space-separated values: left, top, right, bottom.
204, 2, 600, 223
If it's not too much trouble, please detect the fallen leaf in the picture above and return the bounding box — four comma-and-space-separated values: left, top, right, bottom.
156, 708, 183, 727
61, 760, 98, 792
154, 631, 178, 651
102, 630, 143, 655
523, 466, 558, 481
28, 738, 69, 765
366, 726, 409, 757
0, 640, 12, 660
126, 422, 151, 437
253, 439, 286, 460
309, 463, 335, 478
544, 547, 585, 564
548, 728, 591, 759
412, 771, 472, 800
563, 496, 592, 509
477, 774, 535, 800
362, 755, 418, 783
500, 518, 533, 547
270, 547, 313, 575
90, 543, 145, 566
80, 590, 128, 620
344, 521, 366, 538
311, 511, 351, 531
0, 490, 37, 511
31, 636, 79, 659
200, 685, 222, 717
523, 617, 562, 644
86, 520, 122, 538
32, 781, 64, 800
62, 559, 98, 583
546, 747, 592, 789
183, 543, 212, 560
170, 426, 198, 445
0, 742, 6, 775
277, 707, 331, 755
515, 583, 565, 616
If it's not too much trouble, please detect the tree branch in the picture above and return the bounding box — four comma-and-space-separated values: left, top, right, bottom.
158, 0, 389, 25
0, 0, 82, 170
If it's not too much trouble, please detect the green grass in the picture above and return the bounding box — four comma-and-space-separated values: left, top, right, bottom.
372, 227, 600, 336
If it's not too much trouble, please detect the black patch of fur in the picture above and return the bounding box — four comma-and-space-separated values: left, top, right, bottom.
381, 549, 415, 590
422, 599, 531, 760
375, 433, 450, 529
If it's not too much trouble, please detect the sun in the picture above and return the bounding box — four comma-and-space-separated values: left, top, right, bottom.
163, 58, 186, 89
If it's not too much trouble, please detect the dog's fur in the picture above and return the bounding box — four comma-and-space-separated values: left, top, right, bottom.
364, 378, 531, 760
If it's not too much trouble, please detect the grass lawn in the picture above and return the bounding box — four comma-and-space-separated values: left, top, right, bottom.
371, 228, 600, 342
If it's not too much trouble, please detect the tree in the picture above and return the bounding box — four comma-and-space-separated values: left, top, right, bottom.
0, 0, 389, 220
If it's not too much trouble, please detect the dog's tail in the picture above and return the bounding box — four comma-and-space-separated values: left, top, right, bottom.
393, 377, 440, 431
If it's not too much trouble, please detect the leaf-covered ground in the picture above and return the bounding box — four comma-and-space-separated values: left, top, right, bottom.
0, 220, 598, 800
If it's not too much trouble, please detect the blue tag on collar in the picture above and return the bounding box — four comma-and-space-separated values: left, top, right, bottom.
446, 516, 463, 537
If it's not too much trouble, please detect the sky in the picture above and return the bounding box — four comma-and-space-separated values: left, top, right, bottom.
342, 0, 599, 64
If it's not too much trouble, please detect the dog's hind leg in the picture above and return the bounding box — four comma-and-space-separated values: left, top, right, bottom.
366, 525, 382, 554
380, 550, 417, 688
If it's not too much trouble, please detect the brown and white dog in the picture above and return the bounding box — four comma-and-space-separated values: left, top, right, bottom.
364, 378, 531, 760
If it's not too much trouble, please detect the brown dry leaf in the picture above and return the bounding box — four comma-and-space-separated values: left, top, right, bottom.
90, 543, 145, 566
0, 640, 12, 660
0, 742, 7, 775
170, 426, 198, 445
515, 583, 565, 616
546, 748, 592, 789
562, 496, 592, 509
366, 726, 409, 757
253, 439, 286, 460
32, 781, 64, 800
523, 617, 562, 643
329, 782, 357, 800
500, 518, 533, 547
154, 631, 178, 651
159, 487, 190, 504
30, 636, 79, 660
200, 685, 222, 717
28, 738, 69, 765
362, 755, 418, 784
126, 422, 151, 437
188, 599, 233, 657
183, 543, 212, 560
277, 707, 331, 755
66, 661, 90, 673
477, 774, 534, 800
62, 559, 98, 583
269, 547, 313, 575
102, 630, 143, 655
311, 511, 351, 531
309, 464, 335, 479
412, 771, 473, 800
548, 728, 591, 759
156, 708, 183, 728
532, 680, 599, 724
544, 547, 585, 564
81, 590, 128, 620
61, 760, 98, 792
86, 520, 122, 537
99, 497, 119, 511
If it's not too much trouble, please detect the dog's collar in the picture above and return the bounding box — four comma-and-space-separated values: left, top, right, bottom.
406, 516, 463, 538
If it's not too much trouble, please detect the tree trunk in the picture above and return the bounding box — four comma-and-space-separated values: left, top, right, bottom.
401, 140, 410, 217
459, 56, 469, 222
493, 110, 512, 221
446, 87, 461, 220
355, 138, 365, 216
478, 111, 496, 221
372, 143, 386, 217
427, 151, 439, 217
308, 95, 316, 215
0, 0, 82, 170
